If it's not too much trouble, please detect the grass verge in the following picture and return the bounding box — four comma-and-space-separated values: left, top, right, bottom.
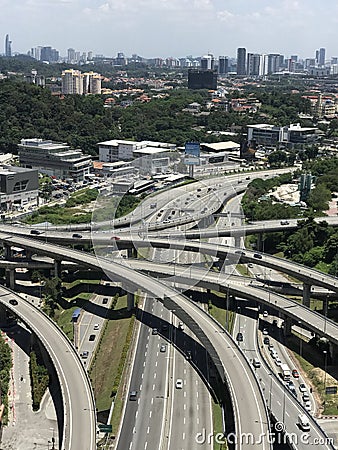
212, 400, 227, 449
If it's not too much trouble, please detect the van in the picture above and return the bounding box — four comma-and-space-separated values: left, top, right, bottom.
252, 358, 261, 368
298, 414, 310, 431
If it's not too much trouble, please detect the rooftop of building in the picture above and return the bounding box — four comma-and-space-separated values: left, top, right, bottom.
201, 141, 240, 151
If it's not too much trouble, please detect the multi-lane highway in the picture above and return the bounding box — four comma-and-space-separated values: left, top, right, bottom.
0, 232, 271, 449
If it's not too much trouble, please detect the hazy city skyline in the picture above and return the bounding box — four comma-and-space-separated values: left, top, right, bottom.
1, 0, 338, 59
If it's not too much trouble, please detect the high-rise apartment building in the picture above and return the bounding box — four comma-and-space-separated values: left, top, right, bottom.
200, 54, 215, 70
267, 54, 282, 74
67, 48, 76, 63
62, 69, 102, 95
5, 34, 12, 57
236, 48, 246, 75
246, 53, 261, 76
62, 69, 83, 95
83, 72, 102, 94
218, 56, 229, 75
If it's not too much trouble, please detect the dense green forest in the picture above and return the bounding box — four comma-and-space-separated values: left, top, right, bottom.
0, 70, 320, 156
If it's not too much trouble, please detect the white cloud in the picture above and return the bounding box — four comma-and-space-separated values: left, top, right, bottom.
217, 9, 235, 22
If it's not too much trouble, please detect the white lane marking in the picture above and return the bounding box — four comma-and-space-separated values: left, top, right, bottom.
154, 372, 157, 379
129, 442, 133, 450
149, 411, 152, 418
147, 426, 150, 434
182, 432, 186, 440
151, 398, 154, 405
133, 427, 136, 434
152, 384, 155, 390
135, 411, 138, 418
155, 361, 158, 367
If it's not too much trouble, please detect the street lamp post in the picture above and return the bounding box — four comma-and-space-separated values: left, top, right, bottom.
323, 350, 328, 408
298, 321, 303, 358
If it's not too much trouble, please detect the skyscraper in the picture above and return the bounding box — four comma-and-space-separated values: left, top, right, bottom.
319, 48, 326, 66
237, 48, 246, 75
200, 54, 215, 70
218, 56, 229, 75
246, 53, 261, 76
5, 34, 12, 57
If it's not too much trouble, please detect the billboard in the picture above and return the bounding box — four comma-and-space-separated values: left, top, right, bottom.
184, 142, 200, 165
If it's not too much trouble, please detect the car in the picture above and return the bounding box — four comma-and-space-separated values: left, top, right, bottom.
185, 350, 192, 360
263, 337, 270, 345
93, 324, 100, 331
246, 176, 250, 180
81, 351, 89, 359
304, 401, 312, 412
248, 263, 253, 268
299, 383, 307, 393
263, 310, 268, 317
236, 332, 243, 342
272, 319, 278, 326
160, 344, 167, 352
262, 328, 269, 335
280, 220, 290, 225
235, 250, 245, 256
254, 253, 263, 259
89, 334, 96, 341
111, 236, 120, 240
275, 358, 282, 367
9, 299, 18, 306
292, 369, 299, 378
30, 229, 42, 235
270, 350, 278, 359
302, 393, 310, 402
72, 233, 82, 238
129, 390, 138, 401
161, 323, 168, 331
178, 322, 184, 330
152, 328, 158, 335
102, 297, 108, 304
175, 379, 183, 389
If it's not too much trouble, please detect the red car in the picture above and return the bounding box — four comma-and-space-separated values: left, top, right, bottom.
111, 236, 120, 240
292, 369, 299, 378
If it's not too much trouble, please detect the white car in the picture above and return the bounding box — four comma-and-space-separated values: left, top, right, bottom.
299, 383, 307, 393
262, 328, 269, 335
263, 311, 268, 317
275, 358, 282, 367
175, 379, 183, 389
304, 401, 312, 412
93, 324, 100, 330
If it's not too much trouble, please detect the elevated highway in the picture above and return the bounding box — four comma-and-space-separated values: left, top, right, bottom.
0, 232, 271, 450
0, 286, 96, 450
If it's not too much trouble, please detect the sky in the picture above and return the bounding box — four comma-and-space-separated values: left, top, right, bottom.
1, 0, 338, 59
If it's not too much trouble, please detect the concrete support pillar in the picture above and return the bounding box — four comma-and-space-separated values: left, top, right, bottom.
3, 243, 12, 260
127, 247, 133, 258
234, 236, 241, 248
329, 342, 338, 362
283, 317, 292, 337
256, 233, 263, 252
25, 249, 32, 259
9, 269, 15, 290
0, 304, 7, 325
302, 283, 311, 308
127, 291, 135, 311
54, 260, 62, 278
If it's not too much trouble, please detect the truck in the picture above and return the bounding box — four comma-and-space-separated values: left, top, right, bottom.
298, 414, 310, 432
280, 363, 291, 381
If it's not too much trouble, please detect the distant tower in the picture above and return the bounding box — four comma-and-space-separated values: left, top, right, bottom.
5, 34, 12, 57
319, 48, 326, 66
237, 47, 246, 75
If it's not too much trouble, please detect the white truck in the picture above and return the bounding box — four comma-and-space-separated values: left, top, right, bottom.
298, 414, 310, 431
280, 363, 291, 381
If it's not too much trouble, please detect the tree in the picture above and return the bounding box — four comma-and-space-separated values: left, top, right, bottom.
307, 184, 331, 212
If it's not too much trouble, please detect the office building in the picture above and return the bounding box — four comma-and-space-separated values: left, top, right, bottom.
40, 46, 59, 63
67, 48, 76, 64
237, 48, 246, 75
187, 69, 217, 90
18, 139, 92, 182
247, 123, 318, 146
98, 139, 175, 165
4, 34, 12, 57
0, 165, 38, 212
218, 56, 229, 75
